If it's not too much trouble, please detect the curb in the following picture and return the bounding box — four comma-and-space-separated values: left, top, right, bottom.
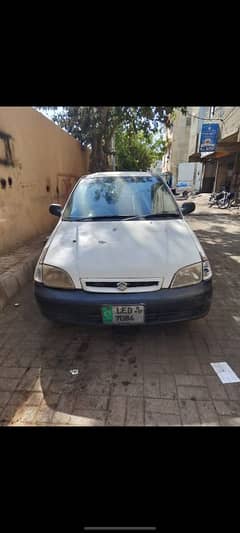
0, 237, 46, 312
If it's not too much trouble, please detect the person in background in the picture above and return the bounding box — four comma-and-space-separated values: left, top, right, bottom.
166, 174, 172, 188
166, 173, 176, 195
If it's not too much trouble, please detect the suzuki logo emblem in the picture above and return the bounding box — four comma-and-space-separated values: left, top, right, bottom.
117, 282, 128, 291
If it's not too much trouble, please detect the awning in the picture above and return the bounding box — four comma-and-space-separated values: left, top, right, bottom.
201, 150, 232, 161
189, 152, 202, 162
216, 141, 240, 153
189, 132, 240, 162
188, 151, 216, 162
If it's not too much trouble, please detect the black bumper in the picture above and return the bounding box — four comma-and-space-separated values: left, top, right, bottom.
34, 280, 212, 326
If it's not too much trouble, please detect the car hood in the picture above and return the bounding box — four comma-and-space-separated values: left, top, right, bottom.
44, 219, 203, 288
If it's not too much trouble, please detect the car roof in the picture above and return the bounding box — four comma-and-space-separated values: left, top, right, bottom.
82, 171, 154, 179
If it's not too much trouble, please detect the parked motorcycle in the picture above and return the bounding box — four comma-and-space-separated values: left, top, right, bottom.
217, 191, 234, 209
208, 191, 224, 207
208, 189, 234, 209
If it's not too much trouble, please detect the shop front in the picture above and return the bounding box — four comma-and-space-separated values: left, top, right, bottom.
189, 131, 240, 195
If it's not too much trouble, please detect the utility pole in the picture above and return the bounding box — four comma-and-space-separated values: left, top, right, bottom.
111, 106, 116, 171
112, 134, 116, 171
213, 160, 219, 193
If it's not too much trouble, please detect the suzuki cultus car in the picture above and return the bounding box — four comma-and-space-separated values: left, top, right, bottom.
34, 172, 212, 326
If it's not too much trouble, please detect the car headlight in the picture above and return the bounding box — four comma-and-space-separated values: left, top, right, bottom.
171, 262, 202, 288
34, 262, 43, 283
202, 258, 212, 280
41, 264, 75, 289
34, 244, 50, 283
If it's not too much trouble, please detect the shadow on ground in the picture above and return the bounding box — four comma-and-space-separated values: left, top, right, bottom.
1, 212, 240, 426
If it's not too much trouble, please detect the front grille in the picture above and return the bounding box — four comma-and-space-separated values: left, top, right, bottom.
81, 279, 162, 293
86, 281, 158, 288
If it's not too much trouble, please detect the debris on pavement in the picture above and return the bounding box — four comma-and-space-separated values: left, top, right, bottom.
210, 362, 240, 384
69, 369, 79, 375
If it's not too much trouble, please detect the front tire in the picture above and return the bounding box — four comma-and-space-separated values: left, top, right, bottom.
218, 199, 229, 209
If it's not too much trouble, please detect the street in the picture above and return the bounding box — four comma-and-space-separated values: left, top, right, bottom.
1, 204, 240, 426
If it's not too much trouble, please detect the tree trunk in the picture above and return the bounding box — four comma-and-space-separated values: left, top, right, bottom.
89, 133, 114, 173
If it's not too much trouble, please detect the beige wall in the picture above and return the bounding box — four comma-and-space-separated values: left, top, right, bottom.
161, 127, 173, 174
169, 109, 192, 178
187, 107, 201, 157
0, 107, 89, 254
170, 107, 212, 177
165, 108, 202, 179
223, 108, 240, 138
214, 107, 240, 139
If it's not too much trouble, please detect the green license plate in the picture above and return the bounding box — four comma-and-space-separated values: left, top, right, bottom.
101, 305, 145, 325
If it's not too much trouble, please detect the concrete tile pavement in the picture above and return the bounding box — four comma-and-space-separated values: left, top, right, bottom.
0, 234, 47, 311
0, 198, 240, 425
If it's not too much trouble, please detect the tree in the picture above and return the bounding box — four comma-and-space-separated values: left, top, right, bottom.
115, 129, 166, 171
40, 106, 186, 172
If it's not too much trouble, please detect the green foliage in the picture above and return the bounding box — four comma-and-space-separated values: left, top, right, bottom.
38, 106, 186, 172
115, 129, 166, 171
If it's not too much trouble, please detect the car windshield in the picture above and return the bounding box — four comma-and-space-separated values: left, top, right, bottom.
62, 175, 180, 221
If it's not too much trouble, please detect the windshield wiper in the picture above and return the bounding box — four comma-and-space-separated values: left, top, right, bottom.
143, 213, 180, 218
63, 215, 132, 222
122, 213, 180, 221
63, 213, 180, 222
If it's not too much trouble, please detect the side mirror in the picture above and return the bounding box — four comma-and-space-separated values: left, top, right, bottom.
49, 204, 62, 217
181, 202, 195, 215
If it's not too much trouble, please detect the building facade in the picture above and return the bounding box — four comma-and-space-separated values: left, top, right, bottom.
162, 107, 211, 186
166, 106, 240, 195
189, 107, 240, 194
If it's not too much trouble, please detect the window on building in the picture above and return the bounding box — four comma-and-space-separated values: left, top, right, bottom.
186, 117, 191, 127
195, 133, 199, 152
0, 133, 14, 166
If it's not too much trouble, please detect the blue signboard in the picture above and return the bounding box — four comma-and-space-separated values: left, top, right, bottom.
199, 123, 220, 152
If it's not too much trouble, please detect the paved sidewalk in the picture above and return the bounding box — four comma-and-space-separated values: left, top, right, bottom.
0, 234, 46, 311
0, 200, 240, 426
178, 192, 240, 216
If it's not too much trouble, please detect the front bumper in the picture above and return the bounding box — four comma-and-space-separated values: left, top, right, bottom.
34, 279, 212, 326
